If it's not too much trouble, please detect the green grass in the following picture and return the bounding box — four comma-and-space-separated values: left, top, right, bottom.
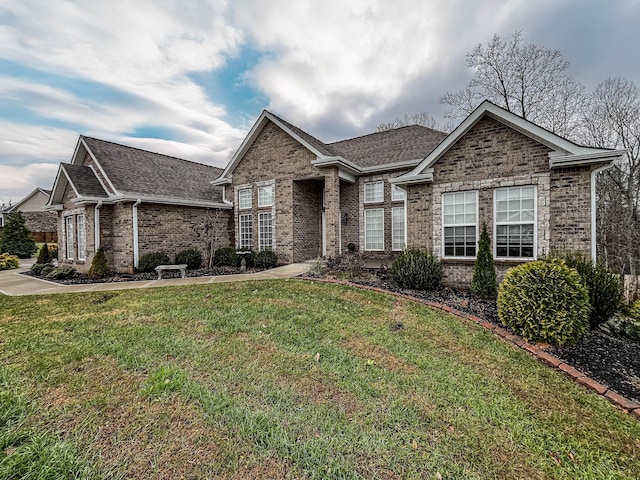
1, 280, 639, 479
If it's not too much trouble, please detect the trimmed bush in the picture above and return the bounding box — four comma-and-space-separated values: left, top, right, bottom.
45, 266, 76, 280
36, 241, 53, 264
175, 248, 202, 269
554, 252, 623, 328
214, 246, 238, 267
88, 247, 110, 278
138, 251, 171, 273
254, 249, 278, 269
0, 211, 37, 258
40, 264, 55, 277
0, 253, 20, 270
389, 248, 443, 291
471, 223, 497, 299
31, 263, 47, 275
498, 258, 590, 346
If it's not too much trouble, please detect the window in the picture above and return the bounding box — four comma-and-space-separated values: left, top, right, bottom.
239, 214, 253, 249
495, 186, 536, 259
258, 212, 273, 250
238, 188, 252, 210
76, 214, 86, 260
364, 208, 384, 250
391, 184, 406, 201
392, 206, 405, 251
258, 185, 273, 207
443, 191, 477, 257
364, 181, 384, 203
65, 216, 74, 259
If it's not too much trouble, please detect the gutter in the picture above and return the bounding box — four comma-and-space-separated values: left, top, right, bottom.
132, 199, 142, 269
94, 201, 102, 251
591, 162, 615, 262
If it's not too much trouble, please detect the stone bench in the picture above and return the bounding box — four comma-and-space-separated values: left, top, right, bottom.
155, 264, 187, 279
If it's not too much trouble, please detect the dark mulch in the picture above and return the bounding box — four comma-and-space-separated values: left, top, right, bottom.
21, 266, 264, 285
330, 270, 640, 405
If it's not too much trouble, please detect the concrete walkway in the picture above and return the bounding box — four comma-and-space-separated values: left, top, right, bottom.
0, 259, 312, 297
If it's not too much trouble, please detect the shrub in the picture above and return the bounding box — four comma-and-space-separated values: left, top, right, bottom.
45, 266, 76, 280
389, 248, 443, 291
88, 247, 110, 278
326, 251, 364, 279
346, 242, 356, 252
0, 253, 20, 270
138, 251, 171, 273
0, 211, 37, 258
48, 243, 58, 260
553, 252, 623, 328
175, 248, 202, 269
40, 264, 55, 277
36, 241, 53, 264
31, 262, 47, 275
471, 223, 497, 299
254, 249, 278, 269
214, 246, 238, 267
497, 258, 590, 346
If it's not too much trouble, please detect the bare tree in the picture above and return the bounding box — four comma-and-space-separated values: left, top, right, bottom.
580, 77, 640, 274
440, 30, 585, 136
377, 112, 449, 132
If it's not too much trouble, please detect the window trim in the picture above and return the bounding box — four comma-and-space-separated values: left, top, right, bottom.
257, 185, 274, 208
391, 206, 406, 251
238, 213, 253, 250
65, 216, 74, 260
238, 188, 252, 210
258, 211, 273, 251
364, 207, 385, 251
441, 190, 479, 259
363, 181, 384, 204
76, 214, 86, 261
493, 185, 537, 261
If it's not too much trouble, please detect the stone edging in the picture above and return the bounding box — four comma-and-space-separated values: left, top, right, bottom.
297, 276, 640, 421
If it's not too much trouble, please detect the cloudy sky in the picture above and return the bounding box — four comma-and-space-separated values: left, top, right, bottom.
1, 0, 639, 206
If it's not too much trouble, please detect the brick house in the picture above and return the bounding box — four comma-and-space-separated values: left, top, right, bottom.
213, 101, 625, 285
47, 136, 232, 273
1, 188, 57, 243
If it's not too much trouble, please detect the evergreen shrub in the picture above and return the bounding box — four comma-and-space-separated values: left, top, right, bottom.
214, 246, 238, 267
88, 247, 110, 278
36, 241, 53, 264
471, 223, 497, 299
0, 211, 37, 258
389, 248, 443, 291
254, 249, 278, 269
138, 251, 171, 273
0, 253, 19, 270
175, 248, 202, 269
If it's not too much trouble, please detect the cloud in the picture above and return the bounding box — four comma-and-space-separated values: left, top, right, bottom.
0, 163, 59, 206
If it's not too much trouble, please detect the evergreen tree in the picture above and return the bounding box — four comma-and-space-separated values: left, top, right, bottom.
0, 211, 37, 258
88, 246, 110, 278
36, 241, 53, 264
472, 223, 497, 299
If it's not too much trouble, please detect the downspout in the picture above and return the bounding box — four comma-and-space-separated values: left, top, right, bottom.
591, 162, 614, 262
132, 199, 142, 269
94, 201, 102, 251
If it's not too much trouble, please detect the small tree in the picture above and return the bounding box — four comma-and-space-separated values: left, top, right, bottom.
0, 211, 37, 258
88, 246, 110, 278
36, 241, 53, 264
471, 223, 497, 299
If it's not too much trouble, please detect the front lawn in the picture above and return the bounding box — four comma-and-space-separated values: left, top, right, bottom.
1, 280, 639, 479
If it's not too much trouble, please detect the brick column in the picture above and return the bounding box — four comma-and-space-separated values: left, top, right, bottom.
324, 169, 341, 258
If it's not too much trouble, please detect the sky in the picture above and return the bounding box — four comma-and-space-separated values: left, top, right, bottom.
1, 0, 639, 206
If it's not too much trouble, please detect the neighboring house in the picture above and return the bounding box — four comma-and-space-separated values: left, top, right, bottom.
1, 188, 57, 242
47, 136, 232, 273
213, 100, 625, 285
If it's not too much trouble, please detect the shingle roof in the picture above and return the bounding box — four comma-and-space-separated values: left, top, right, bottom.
62, 164, 107, 198
82, 137, 224, 203
266, 111, 337, 157
329, 125, 447, 168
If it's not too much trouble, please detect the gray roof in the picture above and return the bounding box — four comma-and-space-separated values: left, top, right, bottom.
82, 137, 224, 203
266, 111, 337, 157
62, 164, 107, 198
329, 125, 447, 168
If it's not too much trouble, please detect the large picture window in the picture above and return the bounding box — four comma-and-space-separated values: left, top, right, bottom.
364, 182, 384, 203
495, 186, 536, 259
65, 216, 74, 260
391, 206, 405, 251
364, 208, 384, 251
442, 191, 477, 257
76, 214, 86, 260
239, 214, 252, 249
258, 212, 273, 250
258, 185, 273, 207
238, 188, 252, 210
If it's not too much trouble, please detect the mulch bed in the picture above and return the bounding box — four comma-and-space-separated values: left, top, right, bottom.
318, 270, 640, 405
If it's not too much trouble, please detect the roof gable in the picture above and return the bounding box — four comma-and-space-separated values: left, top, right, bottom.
7, 188, 51, 212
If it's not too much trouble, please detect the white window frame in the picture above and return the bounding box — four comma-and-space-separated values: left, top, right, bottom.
76, 214, 86, 261
494, 186, 537, 260
65, 216, 74, 260
442, 190, 478, 259
257, 185, 274, 208
258, 212, 273, 251
391, 206, 406, 251
364, 208, 384, 251
391, 184, 406, 202
364, 181, 384, 204
238, 213, 253, 250
238, 188, 252, 210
